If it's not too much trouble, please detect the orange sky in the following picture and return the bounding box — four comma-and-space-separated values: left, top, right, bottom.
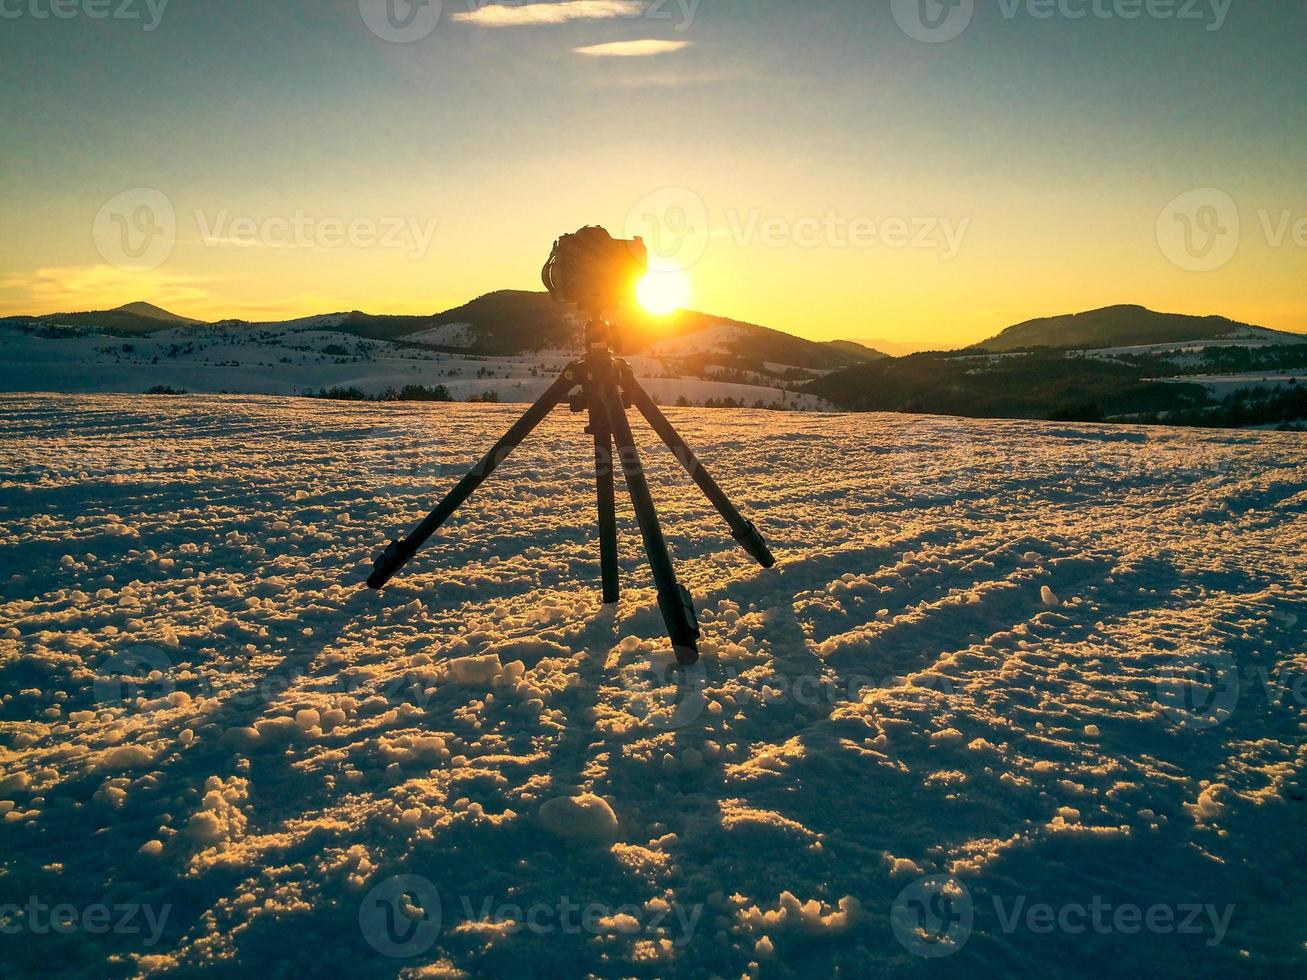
3, 3, 1304, 347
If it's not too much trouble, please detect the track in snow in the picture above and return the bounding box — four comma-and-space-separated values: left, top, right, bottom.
0, 394, 1304, 977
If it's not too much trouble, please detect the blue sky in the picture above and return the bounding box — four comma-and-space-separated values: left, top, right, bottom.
2, 0, 1304, 342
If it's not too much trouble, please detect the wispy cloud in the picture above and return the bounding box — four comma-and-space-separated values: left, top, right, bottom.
574, 39, 689, 57
0, 265, 213, 316
606, 66, 758, 88
452, 1, 645, 27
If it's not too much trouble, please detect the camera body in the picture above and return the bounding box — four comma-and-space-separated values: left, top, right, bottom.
542, 226, 648, 315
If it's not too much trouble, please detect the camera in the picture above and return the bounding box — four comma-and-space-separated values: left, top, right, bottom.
541, 226, 648, 314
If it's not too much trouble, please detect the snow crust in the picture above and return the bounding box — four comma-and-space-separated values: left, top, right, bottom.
0, 394, 1304, 976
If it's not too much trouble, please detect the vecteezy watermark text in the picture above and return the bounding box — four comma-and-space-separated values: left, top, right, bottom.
892, 876, 1236, 958
0, 898, 171, 946
0, 0, 169, 30
891, 0, 1233, 43
194, 209, 438, 259
994, 0, 1232, 30
725, 210, 969, 259
359, 874, 704, 958
992, 895, 1234, 946
625, 188, 970, 269
92, 187, 440, 270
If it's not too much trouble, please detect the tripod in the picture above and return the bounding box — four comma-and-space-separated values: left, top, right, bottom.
366, 315, 776, 665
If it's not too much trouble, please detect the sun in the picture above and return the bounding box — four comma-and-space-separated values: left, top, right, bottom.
636, 265, 690, 316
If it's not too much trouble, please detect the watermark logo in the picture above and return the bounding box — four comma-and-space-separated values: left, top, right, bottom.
355, 423, 443, 484
892, 875, 974, 957
359, 0, 443, 42
624, 186, 710, 271
1156, 187, 1240, 272
892, 0, 975, 43
359, 874, 443, 957
1158, 650, 1240, 729
880, 415, 987, 493
618, 655, 708, 730
92, 644, 175, 709
93, 188, 176, 272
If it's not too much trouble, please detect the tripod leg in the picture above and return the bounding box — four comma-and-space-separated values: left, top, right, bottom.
588, 393, 620, 604
618, 366, 776, 569
367, 363, 581, 589
597, 375, 701, 665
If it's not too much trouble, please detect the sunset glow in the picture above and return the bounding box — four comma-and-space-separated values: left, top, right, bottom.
1, 6, 1303, 345
636, 266, 691, 317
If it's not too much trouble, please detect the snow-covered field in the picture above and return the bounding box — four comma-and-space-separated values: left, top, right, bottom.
1, 394, 1305, 978
1159, 373, 1307, 398
0, 323, 832, 411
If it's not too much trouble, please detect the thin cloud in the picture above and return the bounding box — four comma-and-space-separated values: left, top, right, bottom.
606, 66, 758, 88
574, 39, 690, 57
452, 1, 645, 27
0, 265, 213, 315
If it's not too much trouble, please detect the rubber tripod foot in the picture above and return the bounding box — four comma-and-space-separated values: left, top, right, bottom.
367, 540, 409, 590
732, 521, 777, 569
664, 584, 701, 666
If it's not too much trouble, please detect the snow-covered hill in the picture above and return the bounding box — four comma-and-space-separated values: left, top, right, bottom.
976, 305, 1307, 353
0, 321, 831, 410
0, 395, 1304, 977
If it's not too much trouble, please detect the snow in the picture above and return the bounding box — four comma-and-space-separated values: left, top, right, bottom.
645, 322, 753, 357
0, 322, 831, 409
537, 794, 620, 842
404, 323, 476, 348
0, 394, 1305, 977
1158, 372, 1307, 397
1076, 326, 1307, 357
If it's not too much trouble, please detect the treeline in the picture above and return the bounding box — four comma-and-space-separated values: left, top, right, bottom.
807, 347, 1307, 429
807, 350, 1210, 421
1137, 384, 1307, 429
674, 395, 797, 410
307, 384, 456, 402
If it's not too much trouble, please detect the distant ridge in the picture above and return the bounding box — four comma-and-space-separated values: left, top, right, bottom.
844, 337, 935, 358
16, 290, 874, 371
822, 339, 888, 361
8, 297, 1302, 361
974, 304, 1306, 353
113, 301, 202, 325
5, 301, 208, 335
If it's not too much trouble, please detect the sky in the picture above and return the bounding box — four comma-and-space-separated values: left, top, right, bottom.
1, 0, 1304, 347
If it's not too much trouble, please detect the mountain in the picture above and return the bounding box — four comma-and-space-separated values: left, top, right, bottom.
343, 290, 869, 371
12, 290, 869, 372
114, 301, 203, 324
808, 305, 1307, 425
9, 301, 207, 335
821, 340, 887, 361
328, 290, 583, 354
845, 337, 935, 358
806, 349, 1213, 421
974, 304, 1306, 353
